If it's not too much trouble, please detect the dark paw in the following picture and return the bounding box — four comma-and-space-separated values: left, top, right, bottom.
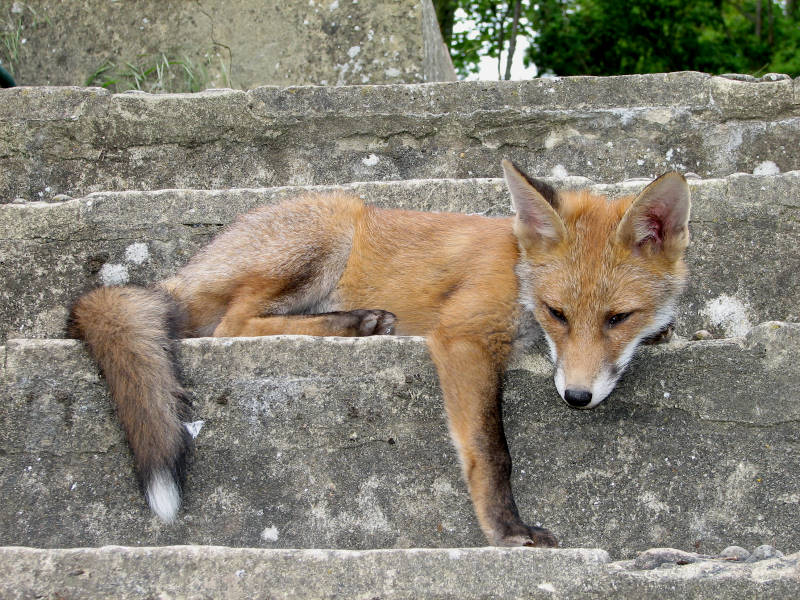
522, 526, 559, 548
349, 309, 396, 336
496, 525, 559, 548
642, 321, 674, 345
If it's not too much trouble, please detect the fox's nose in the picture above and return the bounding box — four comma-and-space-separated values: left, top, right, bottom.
564, 388, 593, 408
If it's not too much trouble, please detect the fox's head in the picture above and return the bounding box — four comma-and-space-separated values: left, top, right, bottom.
503, 160, 691, 410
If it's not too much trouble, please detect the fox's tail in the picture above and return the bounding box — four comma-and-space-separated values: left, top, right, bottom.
67, 286, 192, 522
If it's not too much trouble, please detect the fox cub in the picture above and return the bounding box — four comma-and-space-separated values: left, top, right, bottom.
68, 161, 690, 547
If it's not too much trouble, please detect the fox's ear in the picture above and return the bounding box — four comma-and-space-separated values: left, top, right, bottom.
502, 160, 566, 248
617, 172, 691, 257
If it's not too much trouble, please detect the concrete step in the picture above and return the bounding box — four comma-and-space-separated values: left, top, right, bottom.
2, 322, 798, 557
1, 173, 798, 344
1, 72, 798, 201
1, 545, 798, 599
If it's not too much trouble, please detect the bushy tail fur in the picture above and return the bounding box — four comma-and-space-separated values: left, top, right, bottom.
67, 286, 192, 522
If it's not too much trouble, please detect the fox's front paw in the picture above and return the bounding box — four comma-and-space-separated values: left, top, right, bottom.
642, 321, 674, 345
348, 309, 396, 336
521, 526, 559, 548
495, 524, 559, 547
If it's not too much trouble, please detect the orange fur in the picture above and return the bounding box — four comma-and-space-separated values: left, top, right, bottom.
69, 162, 690, 546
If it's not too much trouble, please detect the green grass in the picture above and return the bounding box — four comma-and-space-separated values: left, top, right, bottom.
0, 3, 50, 76
85, 51, 230, 93
0, 16, 23, 75
1, 1, 229, 93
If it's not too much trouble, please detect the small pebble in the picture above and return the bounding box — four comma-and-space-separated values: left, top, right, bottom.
745, 545, 784, 563
718, 546, 750, 561
719, 73, 757, 82
759, 73, 790, 82
692, 330, 713, 341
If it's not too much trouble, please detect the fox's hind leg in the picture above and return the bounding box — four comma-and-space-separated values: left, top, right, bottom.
214, 310, 396, 337
211, 281, 395, 337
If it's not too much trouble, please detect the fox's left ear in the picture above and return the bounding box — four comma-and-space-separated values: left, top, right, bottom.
617, 172, 691, 257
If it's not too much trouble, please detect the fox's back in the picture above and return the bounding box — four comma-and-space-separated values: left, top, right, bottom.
337, 205, 521, 336
163, 194, 521, 337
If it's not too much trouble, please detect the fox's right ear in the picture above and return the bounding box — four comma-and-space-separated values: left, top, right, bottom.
502, 160, 566, 248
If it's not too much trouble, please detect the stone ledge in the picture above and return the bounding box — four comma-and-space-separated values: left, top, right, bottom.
0, 546, 797, 599
2, 73, 799, 200
1, 323, 798, 556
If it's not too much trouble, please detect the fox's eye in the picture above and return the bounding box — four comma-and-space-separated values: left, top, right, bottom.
546, 305, 568, 324
607, 311, 633, 327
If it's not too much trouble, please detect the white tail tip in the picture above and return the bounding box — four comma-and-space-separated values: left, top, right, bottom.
146, 470, 181, 522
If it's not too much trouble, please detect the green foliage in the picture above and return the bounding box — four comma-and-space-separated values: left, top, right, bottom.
0, 2, 50, 76
530, 0, 724, 75
529, 0, 800, 77
85, 53, 228, 94
436, 0, 534, 78
0, 17, 22, 75
435, 0, 800, 78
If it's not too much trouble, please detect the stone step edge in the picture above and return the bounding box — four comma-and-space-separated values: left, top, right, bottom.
2, 319, 794, 352
0, 545, 797, 596
3, 71, 798, 115
3, 322, 798, 555
3, 170, 797, 229
3, 321, 797, 424
6, 169, 798, 206
6, 543, 798, 566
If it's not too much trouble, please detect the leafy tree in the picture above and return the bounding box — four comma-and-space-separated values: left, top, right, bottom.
435, 0, 534, 78
434, 0, 800, 78
529, 0, 735, 75
434, 0, 460, 46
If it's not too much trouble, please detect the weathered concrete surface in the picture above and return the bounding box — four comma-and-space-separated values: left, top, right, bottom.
1, 323, 798, 557
1, 546, 798, 599
1, 173, 797, 343
0, 0, 454, 90
1, 73, 798, 201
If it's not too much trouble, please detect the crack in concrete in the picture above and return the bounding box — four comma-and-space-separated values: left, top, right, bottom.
323, 438, 398, 452
193, 0, 233, 89
0, 235, 175, 244
0, 448, 117, 457
619, 398, 800, 429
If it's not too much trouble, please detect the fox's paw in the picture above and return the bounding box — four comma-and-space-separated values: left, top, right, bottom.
522, 526, 559, 548
346, 309, 397, 336
496, 525, 559, 548
642, 321, 674, 345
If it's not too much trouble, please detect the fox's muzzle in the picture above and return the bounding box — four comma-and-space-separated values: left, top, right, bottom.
553, 361, 619, 410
